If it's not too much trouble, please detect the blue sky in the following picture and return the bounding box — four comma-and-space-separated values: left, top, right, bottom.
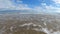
12, 0, 54, 7
0, 0, 60, 13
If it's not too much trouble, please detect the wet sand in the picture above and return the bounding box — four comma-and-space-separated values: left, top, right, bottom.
0, 14, 60, 34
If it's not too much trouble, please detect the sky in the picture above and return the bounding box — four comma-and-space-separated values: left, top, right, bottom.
0, 0, 60, 13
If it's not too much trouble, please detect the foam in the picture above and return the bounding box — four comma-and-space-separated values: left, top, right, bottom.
19, 23, 60, 34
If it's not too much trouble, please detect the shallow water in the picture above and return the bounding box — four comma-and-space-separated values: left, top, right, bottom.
0, 14, 60, 34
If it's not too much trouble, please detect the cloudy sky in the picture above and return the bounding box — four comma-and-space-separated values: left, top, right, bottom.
0, 0, 60, 13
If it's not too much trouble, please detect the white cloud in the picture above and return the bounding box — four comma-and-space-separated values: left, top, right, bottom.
0, 0, 31, 10
0, 0, 60, 13
0, 0, 11, 8
33, 3, 60, 13
16, 0, 23, 3
53, 0, 60, 4
44, 5, 60, 13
